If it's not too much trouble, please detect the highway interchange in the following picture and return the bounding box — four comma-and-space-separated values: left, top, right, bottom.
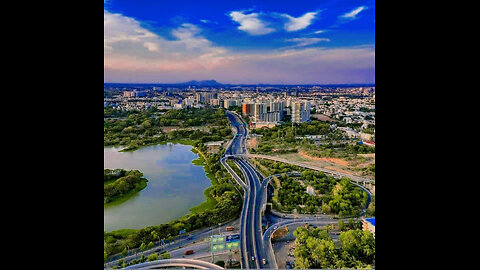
107, 111, 371, 269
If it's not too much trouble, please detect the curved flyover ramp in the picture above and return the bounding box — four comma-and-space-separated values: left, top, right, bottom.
122, 258, 224, 269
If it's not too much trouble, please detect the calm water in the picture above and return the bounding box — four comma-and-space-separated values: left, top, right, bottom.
104, 143, 211, 232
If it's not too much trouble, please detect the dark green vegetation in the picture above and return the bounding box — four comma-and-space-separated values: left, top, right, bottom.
360, 164, 375, 177
104, 107, 130, 118
226, 159, 245, 182
104, 107, 243, 260
104, 169, 148, 204
364, 195, 375, 217
104, 107, 232, 151
293, 226, 375, 269
275, 171, 368, 217
249, 159, 368, 217
110, 251, 166, 269
250, 158, 305, 176
250, 120, 374, 159
104, 145, 243, 259
338, 219, 363, 231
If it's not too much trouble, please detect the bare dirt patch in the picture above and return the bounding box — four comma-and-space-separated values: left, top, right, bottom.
247, 137, 258, 150
272, 228, 289, 240
298, 151, 349, 166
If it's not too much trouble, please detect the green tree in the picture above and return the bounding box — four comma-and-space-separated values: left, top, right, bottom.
161, 252, 171, 259
121, 247, 128, 257
338, 220, 345, 231
147, 253, 159, 262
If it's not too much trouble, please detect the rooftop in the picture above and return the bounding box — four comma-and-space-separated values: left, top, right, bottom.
365, 217, 375, 226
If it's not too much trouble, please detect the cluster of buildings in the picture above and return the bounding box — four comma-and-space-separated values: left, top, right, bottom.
240, 100, 311, 127
316, 96, 375, 129
123, 90, 147, 98
180, 91, 313, 127
105, 87, 375, 139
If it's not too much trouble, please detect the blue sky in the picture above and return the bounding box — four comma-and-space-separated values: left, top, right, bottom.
104, 0, 375, 84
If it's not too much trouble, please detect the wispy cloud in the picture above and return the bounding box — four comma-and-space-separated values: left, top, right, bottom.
104, 8, 374, 84
286, 37, 330, 47
314, 30, 325, 34
104, 9, 229, 72
280, 11, 319, 32
340, 6, 368, 20
228, 10, 275, 35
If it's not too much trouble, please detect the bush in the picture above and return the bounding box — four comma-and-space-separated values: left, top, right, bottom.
147, 253, 159, 262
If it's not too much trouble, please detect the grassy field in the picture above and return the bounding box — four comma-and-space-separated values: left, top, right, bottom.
248, 137, 375, 179
188, 148, 220, 213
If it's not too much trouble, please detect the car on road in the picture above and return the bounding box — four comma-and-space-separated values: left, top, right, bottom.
262, 259, 267, 265
184, 250, 194, 255
251, 256, 255, 261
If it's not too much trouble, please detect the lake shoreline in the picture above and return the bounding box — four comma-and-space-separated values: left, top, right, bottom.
104, 143, 212, 232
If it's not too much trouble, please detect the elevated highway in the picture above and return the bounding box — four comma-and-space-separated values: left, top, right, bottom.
122, 258, 224, 269
222, 111, 373, 269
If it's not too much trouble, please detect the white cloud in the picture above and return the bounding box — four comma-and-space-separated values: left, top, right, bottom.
104, 9, 229, 72
281, 11, 319, 32
286, 38, 330, 47
340, 6, 368, 20
228, 11, 275, 35
104, 8, 374, 84
314, 30, 325, 34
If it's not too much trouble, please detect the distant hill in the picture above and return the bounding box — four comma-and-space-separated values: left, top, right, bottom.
179, 80, 223, 86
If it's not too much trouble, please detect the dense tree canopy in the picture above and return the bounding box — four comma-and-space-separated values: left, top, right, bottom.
275, 171, 368, 217
293, 227, 375, 269
104, 107, 232, 150
104, 169, 148, 204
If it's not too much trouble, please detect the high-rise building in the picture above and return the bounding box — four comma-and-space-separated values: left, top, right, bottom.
195, 92, 218, 104
210, 98, 221, 107
254, 103, 267, 122
242, 103, 254, 116
224, 99, 236, 109
195, 93, 204, 103
292, 101, 311, 123
123, 90, 147, 97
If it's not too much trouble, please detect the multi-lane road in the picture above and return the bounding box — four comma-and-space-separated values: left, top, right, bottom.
108, 110, 367, 269
225, 112, 271, 269
223, 111, 352, 269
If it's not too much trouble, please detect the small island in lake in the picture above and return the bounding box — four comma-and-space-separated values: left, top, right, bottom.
104, 169, 148, 204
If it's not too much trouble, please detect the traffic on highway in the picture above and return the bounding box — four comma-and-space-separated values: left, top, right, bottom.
111, 110, 370, 269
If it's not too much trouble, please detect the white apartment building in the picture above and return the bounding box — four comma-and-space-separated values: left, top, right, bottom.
292, 101, 311, 123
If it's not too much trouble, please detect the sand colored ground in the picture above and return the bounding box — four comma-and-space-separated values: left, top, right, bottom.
247, 137, 258, 149
272, 228, 289, 240
298, 150, 349, 166
268, 151, 374, 180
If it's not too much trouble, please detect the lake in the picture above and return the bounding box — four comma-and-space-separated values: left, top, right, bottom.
104, 143, 211, 232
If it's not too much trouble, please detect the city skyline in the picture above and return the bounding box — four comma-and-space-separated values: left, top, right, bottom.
104, 0, 375, 84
